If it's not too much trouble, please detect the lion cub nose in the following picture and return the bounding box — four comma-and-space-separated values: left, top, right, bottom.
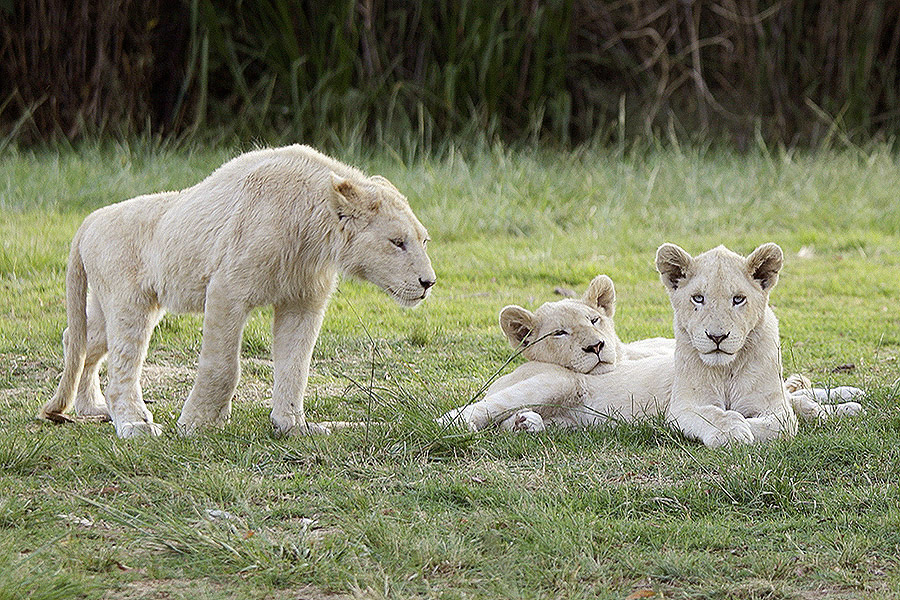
419, 277, 435, 291
706, 332, 729, 346
583, 340, 605, 355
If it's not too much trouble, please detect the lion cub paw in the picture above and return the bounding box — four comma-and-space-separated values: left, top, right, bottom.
117, 421, 164, 439
828, 401, 865, 417
436, 405, 488, 431
271, 414, 332, 437
73, 401, 111, 422
704, 412, 754, 448
501, 410, 545, 433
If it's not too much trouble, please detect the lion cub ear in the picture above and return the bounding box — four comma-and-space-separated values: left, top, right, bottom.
583, 274, 616, 317
369, 174, 402, 195
746, 242, 783, 290
656, 243, 693, 291
330, 173, 380, 222
499, 305, 535, 348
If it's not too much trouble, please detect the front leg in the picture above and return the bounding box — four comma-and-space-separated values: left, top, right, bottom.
177, 286, 249, 435
270, 301, 330, 436
439, 370, 575, 431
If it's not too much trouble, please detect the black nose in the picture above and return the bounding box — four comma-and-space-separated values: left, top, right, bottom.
419, 278, 435, 290
706, 332, 729, 346
583, 340, 605, 355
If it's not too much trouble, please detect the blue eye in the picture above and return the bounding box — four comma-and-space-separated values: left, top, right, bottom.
733, 295, 746, 306
691, 294, 705, 305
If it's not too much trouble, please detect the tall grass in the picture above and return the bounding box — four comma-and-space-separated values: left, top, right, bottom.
2, 1, 899, 148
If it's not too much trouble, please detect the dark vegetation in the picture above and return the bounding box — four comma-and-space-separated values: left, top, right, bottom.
2, 0, 899, 148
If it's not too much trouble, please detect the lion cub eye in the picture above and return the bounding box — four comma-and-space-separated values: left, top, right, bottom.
390, 238, 406, 250
733, 295, 746, 306
691, 294, 705, 305
553, 330, 569, 337
590, 316, 600, 325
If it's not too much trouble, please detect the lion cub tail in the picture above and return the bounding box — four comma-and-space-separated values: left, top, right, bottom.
39, 232, 89, 421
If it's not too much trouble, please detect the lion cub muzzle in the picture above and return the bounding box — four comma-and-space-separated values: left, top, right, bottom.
418, 277, 435, 298
583, 340, 605, 356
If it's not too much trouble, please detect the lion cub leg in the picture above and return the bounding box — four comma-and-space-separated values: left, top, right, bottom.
783, 373, 865, 420
104, 302, 163, 438
176, 291, 249, 435
73, 293, 110, 420
270, 301, 331, 436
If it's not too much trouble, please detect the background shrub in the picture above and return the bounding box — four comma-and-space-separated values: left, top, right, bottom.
2, 0, 898, 148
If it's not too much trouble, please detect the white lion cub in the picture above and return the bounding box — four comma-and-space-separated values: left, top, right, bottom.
441, 244, 863, 447
41, 145, 435, 438
440, 275, 674, 433
655, 242, 862, 446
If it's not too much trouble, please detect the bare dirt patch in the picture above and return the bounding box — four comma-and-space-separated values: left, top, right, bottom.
102, 579, 350, 600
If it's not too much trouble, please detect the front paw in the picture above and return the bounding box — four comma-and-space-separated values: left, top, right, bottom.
437, 405, 487, 431
117, 420, 164, 439
704, 411, 754, 448
271, 411, 331, 436
510, 410, 545, 433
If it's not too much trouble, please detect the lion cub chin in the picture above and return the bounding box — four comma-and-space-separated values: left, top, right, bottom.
40, 145, 435, 438
441, 245, 864, 447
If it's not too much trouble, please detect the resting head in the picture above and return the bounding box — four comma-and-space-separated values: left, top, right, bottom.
499, 275, 624, 374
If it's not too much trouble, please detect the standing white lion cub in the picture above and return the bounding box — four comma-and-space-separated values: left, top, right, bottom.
40, 145, 435, 438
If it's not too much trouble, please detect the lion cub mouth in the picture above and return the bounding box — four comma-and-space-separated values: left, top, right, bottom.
587, 360, 615, 374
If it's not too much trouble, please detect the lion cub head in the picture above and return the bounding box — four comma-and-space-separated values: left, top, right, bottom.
656, 242, 783, 367
499, 275, 624, 374
330, 173, 436, 307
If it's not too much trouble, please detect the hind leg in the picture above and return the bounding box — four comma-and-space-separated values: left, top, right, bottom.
73, 293, 110, 419
104, 301, 163, 438
790, 388, 865, 421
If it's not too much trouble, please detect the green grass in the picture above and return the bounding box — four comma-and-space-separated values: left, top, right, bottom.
1, 142, 899, 599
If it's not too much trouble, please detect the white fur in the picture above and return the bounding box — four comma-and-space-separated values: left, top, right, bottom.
440, 249, 863, 448
41, 145, 435, 438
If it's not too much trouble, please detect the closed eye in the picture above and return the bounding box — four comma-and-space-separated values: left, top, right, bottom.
590, 316, 600, 325
391, 238, 406, 250
553, 330, 569, 337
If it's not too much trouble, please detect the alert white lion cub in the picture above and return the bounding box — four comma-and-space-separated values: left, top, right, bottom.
442, 244, 863, 447
41, 145, 435, 438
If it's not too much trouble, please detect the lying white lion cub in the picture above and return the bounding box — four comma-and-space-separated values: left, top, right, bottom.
442, 244, 863, 447
41, 145, 435, 438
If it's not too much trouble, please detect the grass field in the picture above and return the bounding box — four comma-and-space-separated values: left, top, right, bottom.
1, 142, 899, 599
